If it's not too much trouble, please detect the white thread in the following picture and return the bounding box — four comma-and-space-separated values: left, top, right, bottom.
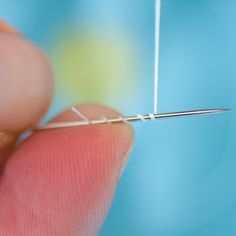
100, 116, 111, 124
71, 106, 90, 122
149, 113, 156, 120
137, 114, 147, 122
154, 0, 161, 114
118, 116, 130, 124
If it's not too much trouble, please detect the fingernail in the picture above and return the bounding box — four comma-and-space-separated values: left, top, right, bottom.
0, 132, 15, 149
120, 145, 133, 178
0, 20, 19, 34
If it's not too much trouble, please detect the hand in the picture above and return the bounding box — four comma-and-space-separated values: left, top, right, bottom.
0, 21, 134, 235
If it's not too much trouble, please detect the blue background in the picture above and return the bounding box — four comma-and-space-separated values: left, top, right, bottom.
1, 0, 235, 235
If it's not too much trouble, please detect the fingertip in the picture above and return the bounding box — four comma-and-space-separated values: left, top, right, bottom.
0, 104, 134, 235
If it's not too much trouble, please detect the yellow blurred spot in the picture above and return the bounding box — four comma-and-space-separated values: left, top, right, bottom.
51, 32, 135, 104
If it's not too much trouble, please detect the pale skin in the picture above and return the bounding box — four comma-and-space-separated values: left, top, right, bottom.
0, 21, 134, 235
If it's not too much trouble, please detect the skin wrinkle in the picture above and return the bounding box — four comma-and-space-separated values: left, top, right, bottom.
1, 157, 76, 234
1, 151, 64, 233
0, 173, 55, 235
0, 193, 54, 235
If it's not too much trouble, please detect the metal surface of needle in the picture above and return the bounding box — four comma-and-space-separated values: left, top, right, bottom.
36, 109, 229, 131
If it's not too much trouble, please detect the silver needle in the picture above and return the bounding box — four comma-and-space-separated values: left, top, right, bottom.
36, 109, 229, 131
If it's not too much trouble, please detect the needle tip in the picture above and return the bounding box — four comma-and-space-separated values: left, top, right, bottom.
215, 109, 231, 113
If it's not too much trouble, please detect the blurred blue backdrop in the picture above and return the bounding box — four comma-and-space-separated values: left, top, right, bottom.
0, 0, 235, 235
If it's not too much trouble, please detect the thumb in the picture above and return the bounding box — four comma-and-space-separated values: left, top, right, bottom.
0, 104, 134, 236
